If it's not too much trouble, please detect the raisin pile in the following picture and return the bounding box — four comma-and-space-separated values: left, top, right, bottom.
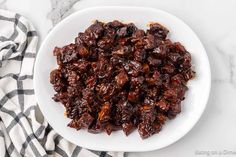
50, 20, 195, 139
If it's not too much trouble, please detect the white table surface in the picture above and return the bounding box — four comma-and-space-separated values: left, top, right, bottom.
1, 0, 236, 156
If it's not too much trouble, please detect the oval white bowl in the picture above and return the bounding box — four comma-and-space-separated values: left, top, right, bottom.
34, 6, 211, 152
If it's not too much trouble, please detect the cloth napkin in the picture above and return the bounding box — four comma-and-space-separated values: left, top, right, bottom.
0, 9, 124, 157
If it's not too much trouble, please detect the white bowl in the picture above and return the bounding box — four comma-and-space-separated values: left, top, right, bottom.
34, 6, 211, 152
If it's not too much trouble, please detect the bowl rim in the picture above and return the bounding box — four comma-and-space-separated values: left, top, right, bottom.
34, 6, 211, 152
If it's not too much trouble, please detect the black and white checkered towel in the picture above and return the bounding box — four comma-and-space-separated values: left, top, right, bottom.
0, 9, 124, 157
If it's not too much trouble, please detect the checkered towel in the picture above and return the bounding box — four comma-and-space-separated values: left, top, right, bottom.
0, 9, 124, 157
